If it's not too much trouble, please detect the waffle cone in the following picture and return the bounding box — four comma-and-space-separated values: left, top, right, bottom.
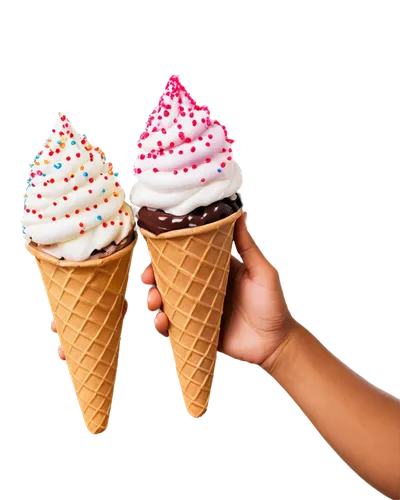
141, 209, 242, 417
26, 238, 136, 434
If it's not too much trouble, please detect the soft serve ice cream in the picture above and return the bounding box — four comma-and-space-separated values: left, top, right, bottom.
130, 76, 242, 234
22, 115, 134, 261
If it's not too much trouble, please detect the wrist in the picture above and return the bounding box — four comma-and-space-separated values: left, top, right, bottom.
260, 320, 305, 375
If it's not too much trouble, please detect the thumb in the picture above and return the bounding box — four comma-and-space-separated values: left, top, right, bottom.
234, 213, 275, 278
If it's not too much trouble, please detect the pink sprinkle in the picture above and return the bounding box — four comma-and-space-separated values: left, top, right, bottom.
198, 136, 203, 141
178, 150, 183, 155
205, 142, 210, 147
227, 156, 232, 161
153, 168, 159, 173
183, 168, 188, 173
220, 162, 226, 168
192, 165, 197, 169
201, 178, 205, 183
178, 132, 185, 141
208, 134, 213, 139
136, 168, 142, 174
173, 170, 178, 175
190, 147, 196, 153
205, 158, 211, 163
192, 120, 197, 126
157, 141, 163, 147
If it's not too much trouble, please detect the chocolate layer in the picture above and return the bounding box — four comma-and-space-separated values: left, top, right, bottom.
138, 194, 242, 235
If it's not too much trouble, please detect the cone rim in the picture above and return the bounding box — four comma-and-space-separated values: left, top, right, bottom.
140, 208, 243, 240
25, 232, 137, 268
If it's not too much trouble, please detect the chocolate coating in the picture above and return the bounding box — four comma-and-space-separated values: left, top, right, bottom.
138, 194, 243, 235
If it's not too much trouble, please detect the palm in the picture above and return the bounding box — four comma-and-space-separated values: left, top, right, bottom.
219, 256, 292, 366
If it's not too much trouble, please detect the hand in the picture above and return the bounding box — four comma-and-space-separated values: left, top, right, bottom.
52, 299, 128, 361
142, 212, 297, 372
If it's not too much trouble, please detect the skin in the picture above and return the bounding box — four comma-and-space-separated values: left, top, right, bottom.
53, 213, 400, 499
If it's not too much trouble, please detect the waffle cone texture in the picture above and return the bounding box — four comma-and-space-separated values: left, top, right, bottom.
26, 238, 136, 434
141, 209, 242, 418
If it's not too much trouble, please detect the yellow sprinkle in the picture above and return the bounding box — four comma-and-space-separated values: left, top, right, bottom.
35, 162, 40, 166
44, 160, 50, 164
60, 143, 65, 149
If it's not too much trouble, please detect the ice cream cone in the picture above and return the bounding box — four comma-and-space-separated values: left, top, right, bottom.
141, 209, 242, 417
26, 238, 136, 434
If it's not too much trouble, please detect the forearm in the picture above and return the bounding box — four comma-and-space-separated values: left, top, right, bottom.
267, 324, 400, 499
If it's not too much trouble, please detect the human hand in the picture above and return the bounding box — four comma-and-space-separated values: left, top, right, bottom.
142, 213, 297, 372
52, 299, 128, 361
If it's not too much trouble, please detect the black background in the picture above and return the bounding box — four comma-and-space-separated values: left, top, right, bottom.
13, 68, 400, 498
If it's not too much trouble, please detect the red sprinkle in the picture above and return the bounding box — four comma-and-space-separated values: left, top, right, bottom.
79, 222, 84, 227
66, 214, 70, 218
76, 153, 81, 158
80, 230, 84, 234
220, 162, 226, 168
173, 170, 178, 175
201, 178, 206, 183
75, 209, 79, 214
52, 217, 56, 221
37, 194, 42, 199
38, 214, 43, 219
205, 158, 211, 163
103, 222, 108, 228
66, 156, 71, 161
191, 147, 196, 152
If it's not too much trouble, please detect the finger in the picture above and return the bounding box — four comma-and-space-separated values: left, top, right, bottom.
154, 311, 169, 337
141, 264, 156, 285
51, 320, 57, 333
122, 299, 128, 318
234, 213, 276, 278
148, 287, 162, 311
58, 345, 66, 361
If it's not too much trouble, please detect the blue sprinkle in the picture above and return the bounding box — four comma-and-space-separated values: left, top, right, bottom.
97, 215, 102, 221
42, 173, 47, 177
114, 172, 119, 177
35, 155, 40, 160
102, 188, 106, 193
217, 169, 222, 173
83, 172, 88, 177
57, 140, 62, 145
71, 140, 76, 145
29, 164, 34, 167
54, 163, 62, 169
